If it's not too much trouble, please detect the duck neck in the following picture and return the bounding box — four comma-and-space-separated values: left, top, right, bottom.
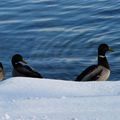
12, 60, 19, 68
98, 52, 110, 69
12, 61, 16, 68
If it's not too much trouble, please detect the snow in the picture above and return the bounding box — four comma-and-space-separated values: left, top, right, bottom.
0, 77, 120, 120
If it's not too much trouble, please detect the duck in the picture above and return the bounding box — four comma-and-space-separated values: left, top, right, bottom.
75, 44, 113, 81
11, 54, 43, 78
0, 62, 4, 80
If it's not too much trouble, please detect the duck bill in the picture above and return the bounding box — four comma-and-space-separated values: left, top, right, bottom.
22, 59, 27, 64
109, 47, 114, 52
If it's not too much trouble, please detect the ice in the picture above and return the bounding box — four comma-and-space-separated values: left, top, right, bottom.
0, 77, 119, 120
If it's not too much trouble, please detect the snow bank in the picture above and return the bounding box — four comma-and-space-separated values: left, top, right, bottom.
0, 77, 120, 120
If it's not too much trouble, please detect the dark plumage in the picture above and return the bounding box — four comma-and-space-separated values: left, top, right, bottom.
75, 44, 113, 81
0, 62, 5, 80
12, 54, 43, 78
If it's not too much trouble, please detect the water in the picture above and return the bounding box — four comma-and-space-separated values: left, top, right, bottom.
0, 0, 120, 81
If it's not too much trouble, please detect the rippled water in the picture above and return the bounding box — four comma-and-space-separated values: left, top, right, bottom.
0, 0, 120, 80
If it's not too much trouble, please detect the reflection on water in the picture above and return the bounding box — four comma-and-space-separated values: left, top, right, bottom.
0, 0, 120, 80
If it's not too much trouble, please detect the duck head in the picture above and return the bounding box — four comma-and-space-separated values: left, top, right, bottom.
0, 62, 3, 69
98, 43, 113, 56
12, 54, 27, 67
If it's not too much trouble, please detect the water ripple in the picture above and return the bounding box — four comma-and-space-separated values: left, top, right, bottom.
0, 20, 24, 24
0, 0, 120, 80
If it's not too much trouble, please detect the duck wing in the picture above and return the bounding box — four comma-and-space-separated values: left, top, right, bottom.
75, 65, 102, 81
16, 64, 43, 78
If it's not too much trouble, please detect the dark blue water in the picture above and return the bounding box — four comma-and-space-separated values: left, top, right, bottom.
0, 0, 119, 80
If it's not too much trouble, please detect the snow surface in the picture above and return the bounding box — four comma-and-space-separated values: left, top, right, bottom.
0, 77, 120, 120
